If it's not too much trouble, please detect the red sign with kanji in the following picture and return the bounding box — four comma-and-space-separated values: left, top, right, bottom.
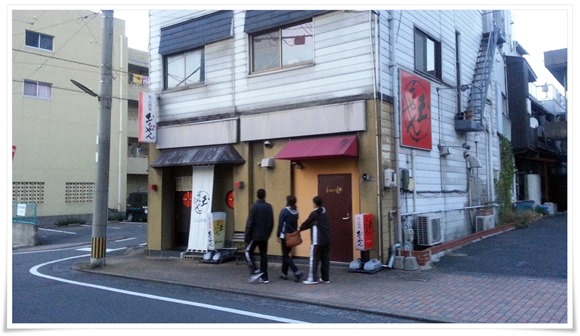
400, 70, 432, 151
354, 213, 374, 251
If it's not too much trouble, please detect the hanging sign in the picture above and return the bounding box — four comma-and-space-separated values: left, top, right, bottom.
400, 70, 432, 151
138, 92, 157, 143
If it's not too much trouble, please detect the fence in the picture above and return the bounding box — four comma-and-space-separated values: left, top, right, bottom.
12, 203, 37, 225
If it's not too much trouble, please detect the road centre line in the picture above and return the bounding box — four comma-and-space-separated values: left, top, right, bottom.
29, 255, 307, 324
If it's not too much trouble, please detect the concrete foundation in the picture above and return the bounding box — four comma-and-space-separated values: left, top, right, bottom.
13, 223, 38, 247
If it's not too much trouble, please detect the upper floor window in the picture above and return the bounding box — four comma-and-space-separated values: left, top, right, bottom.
23, 80, 51, 99
25, 30, 53, 51
414, 28, 441, 79
164, 49, 204, 89
251, 21, 314, 73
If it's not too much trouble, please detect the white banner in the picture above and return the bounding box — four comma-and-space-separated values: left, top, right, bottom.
138, 92, 157, 143
187, 165, 214, 252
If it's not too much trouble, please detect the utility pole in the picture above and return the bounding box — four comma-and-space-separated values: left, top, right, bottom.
91, 10, 114, 267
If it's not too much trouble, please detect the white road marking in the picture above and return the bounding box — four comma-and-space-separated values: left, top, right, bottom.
39, 228, 77, 235
13, 246, 90, 255
114, 237, 136, 243
75, 247, 127, 252
28, 255, 307, 323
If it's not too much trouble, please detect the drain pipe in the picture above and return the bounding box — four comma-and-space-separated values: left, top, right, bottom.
389, 10, 403, 259
370, 10, 384, 262
387, 242, 401, 268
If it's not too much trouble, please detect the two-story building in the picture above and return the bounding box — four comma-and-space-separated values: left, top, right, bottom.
146, 10, 510, 266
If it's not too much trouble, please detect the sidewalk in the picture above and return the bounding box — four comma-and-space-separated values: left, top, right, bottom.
79, 215, 569, 325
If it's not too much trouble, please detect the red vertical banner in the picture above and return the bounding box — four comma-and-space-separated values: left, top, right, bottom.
354, 213, 374, 251
400, 70, 432, 150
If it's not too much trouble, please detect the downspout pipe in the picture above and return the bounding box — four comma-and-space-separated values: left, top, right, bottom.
370, 10, 384, 262
388, 10, 403, 257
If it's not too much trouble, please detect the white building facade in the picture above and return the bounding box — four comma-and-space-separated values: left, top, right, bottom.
146, 10, 509, 265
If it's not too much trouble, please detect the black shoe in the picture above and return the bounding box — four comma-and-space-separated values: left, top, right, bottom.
294, 271, 304, 282
279, 274, 288, 280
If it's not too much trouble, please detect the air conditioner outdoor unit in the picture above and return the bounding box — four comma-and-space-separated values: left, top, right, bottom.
416, 215, 443, 246
475, 215, 495, 232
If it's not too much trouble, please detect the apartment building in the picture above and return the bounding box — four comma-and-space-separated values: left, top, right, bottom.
146, 10, 512, 264
12, 10, 149, 225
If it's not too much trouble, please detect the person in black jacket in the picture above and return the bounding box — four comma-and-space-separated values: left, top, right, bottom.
299, 196, 330, 285
276, 195, 304, 282
244, 188, 274, 284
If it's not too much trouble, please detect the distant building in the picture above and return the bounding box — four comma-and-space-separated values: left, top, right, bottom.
12, 10, 150, 225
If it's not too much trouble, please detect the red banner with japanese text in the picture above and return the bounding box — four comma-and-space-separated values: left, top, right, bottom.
400, 70, 432, 151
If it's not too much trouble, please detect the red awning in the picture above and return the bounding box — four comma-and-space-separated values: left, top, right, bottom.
275, 134, 358, 160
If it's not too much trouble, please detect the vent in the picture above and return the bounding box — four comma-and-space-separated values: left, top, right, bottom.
475, 215, 495, 232
416, 215, 443, 246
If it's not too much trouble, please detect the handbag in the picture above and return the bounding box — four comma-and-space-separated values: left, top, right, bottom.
285, 230, 302, 248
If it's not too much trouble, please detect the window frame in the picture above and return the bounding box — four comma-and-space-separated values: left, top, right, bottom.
414, 28, 442, 80
25, 30, 54, 51
23, 80, 52, 99
163, 48, 205, 91
249, 19, 314, 74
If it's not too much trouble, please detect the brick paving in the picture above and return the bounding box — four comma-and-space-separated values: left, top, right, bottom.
80, 213, 570, 325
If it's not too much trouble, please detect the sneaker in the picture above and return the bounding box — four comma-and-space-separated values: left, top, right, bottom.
319, 278, 330, 284
259, 278, 270, 284
252, 269, 262, 275
294, 271, 304, 282
302, 279, 319, 285
279, 274, 288, 280
248, 272, 263, 283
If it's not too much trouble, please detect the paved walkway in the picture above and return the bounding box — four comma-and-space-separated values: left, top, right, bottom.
80, 214, 570, 325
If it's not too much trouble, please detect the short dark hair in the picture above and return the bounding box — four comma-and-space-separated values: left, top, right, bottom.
257, 188, 266, 199
286, 195, 297, 207
313, 196, 323, 207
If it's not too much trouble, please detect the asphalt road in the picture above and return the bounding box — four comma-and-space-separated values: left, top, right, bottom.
12, 221, 418, 325
430, 213, 567, 279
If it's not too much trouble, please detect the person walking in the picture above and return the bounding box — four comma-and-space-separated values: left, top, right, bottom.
244, 188, 274, 284
299, 196, 330, 285
276, 195, 304, 282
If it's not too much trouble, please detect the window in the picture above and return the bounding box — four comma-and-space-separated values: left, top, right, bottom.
25, 30, 53, 51
164, 49, 204, 89
414, 29, 441, 79
251, 21, 314, 73
23, 80, 51, 99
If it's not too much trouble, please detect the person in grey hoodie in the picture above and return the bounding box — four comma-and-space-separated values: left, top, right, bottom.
276, 195, 304, 282
299, 196, 330, 285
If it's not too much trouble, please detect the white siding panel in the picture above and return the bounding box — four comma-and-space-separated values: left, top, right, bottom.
157, 119, 238, 149
240, 101, 365, 141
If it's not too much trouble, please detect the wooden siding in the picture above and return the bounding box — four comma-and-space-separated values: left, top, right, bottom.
150, 10, 375, 119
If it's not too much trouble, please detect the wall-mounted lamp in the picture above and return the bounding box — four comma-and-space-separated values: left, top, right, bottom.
291, 161, 304, 169
149, 184, 158, 191
258, 157, 275, 168
362, 173, 371, 181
